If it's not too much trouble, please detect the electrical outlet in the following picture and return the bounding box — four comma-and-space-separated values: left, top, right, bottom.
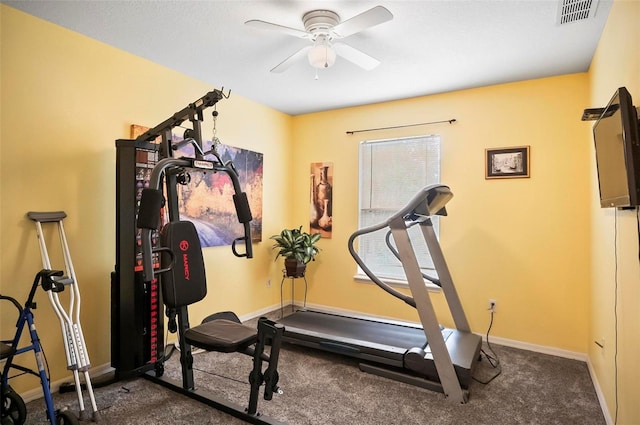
266, 279, 271, 288
488, 299, 497, 312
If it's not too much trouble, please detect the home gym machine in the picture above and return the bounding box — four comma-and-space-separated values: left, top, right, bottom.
113, 90, 229, 378
279, 184, 482, 403
113, 89, 285, 424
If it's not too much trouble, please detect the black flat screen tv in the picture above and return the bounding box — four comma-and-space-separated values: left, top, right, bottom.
593, 87, 640, 208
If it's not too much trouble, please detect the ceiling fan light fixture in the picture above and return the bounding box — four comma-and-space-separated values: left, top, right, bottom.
247, 6, 393, 73
308, 39, 336, 69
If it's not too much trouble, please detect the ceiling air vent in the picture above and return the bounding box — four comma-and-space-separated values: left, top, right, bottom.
557, 0, 599, 24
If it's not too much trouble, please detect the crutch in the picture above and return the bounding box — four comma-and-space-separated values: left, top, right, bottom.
27, 211, 100, 422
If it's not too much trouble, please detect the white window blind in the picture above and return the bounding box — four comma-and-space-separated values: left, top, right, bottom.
357, 135, 441, 281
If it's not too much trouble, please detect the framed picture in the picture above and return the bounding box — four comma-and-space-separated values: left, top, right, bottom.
485, 146, 530, 179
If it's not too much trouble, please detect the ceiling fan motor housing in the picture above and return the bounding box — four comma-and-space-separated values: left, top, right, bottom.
303, 10, 340, 36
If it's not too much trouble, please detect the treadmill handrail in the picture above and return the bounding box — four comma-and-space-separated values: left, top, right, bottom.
384, 226, 441, 287
348, 223, 417, 308
348, 184, 453, 308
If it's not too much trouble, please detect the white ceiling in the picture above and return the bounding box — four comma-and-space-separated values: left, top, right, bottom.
5, 0, 612, 116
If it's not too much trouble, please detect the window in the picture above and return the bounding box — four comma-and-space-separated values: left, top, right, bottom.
357, 135, 441, 283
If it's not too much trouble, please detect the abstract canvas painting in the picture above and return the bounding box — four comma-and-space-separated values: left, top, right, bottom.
131, 125, 263, 247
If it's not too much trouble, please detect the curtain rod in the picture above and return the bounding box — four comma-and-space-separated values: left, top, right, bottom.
346, 119, 456, 135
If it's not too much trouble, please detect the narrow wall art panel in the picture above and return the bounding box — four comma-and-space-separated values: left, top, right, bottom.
310, 162, 333, 238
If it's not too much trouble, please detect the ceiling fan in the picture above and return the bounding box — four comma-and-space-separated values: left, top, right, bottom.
245, 5, 393, 73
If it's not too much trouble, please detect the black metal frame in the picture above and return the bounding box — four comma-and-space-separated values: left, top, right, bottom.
113, 90, 286, 423
112, 89, 229, 378
112, 138, 164, 378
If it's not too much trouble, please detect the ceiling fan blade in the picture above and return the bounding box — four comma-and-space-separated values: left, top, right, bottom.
245, 19, 309, 38
270, 45, 312, 73
332, 6, 393, 38
333, 42, 380, 71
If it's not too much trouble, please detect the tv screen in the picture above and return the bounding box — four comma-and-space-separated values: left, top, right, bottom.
593, 87, 640, 208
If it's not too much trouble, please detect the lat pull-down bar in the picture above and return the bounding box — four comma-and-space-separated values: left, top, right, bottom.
137, 157, 253, 283
134, 89, 228, 144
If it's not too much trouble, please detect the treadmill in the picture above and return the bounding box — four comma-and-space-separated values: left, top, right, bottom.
278, 184, 482, 403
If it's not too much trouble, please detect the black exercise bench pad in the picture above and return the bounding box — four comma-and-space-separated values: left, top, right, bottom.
185, 319, 257, 353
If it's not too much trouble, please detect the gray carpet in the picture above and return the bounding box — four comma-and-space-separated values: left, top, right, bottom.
21, 318, 605, 425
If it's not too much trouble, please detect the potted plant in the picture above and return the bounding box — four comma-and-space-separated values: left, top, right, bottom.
270, 226, 321, 277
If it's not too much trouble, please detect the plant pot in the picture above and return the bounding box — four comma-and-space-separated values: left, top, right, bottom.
284, 258, 306, 278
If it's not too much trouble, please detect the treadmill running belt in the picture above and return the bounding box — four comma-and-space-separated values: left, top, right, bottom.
279, 310, 428, 351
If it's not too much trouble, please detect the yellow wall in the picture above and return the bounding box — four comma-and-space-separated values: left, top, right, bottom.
0, 6, 291, 393
292, 75, 592, 353
3, 4, 637, 421
588, 0, 640, 423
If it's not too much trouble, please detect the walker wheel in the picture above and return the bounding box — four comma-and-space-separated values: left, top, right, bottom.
1, 386, 27, 425
55, 410, 79, 425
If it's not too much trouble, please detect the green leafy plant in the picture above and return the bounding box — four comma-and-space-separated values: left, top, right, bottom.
270, 226, 321, 264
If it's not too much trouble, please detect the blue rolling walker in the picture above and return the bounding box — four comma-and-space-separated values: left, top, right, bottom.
1, 270, 79, 425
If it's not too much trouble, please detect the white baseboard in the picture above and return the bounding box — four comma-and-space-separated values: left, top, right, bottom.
20, 363, 115, 403
586, 358, 613, 425
297, 301, 590, 361
481, 334, 588, 361
239, 302, 283, 322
